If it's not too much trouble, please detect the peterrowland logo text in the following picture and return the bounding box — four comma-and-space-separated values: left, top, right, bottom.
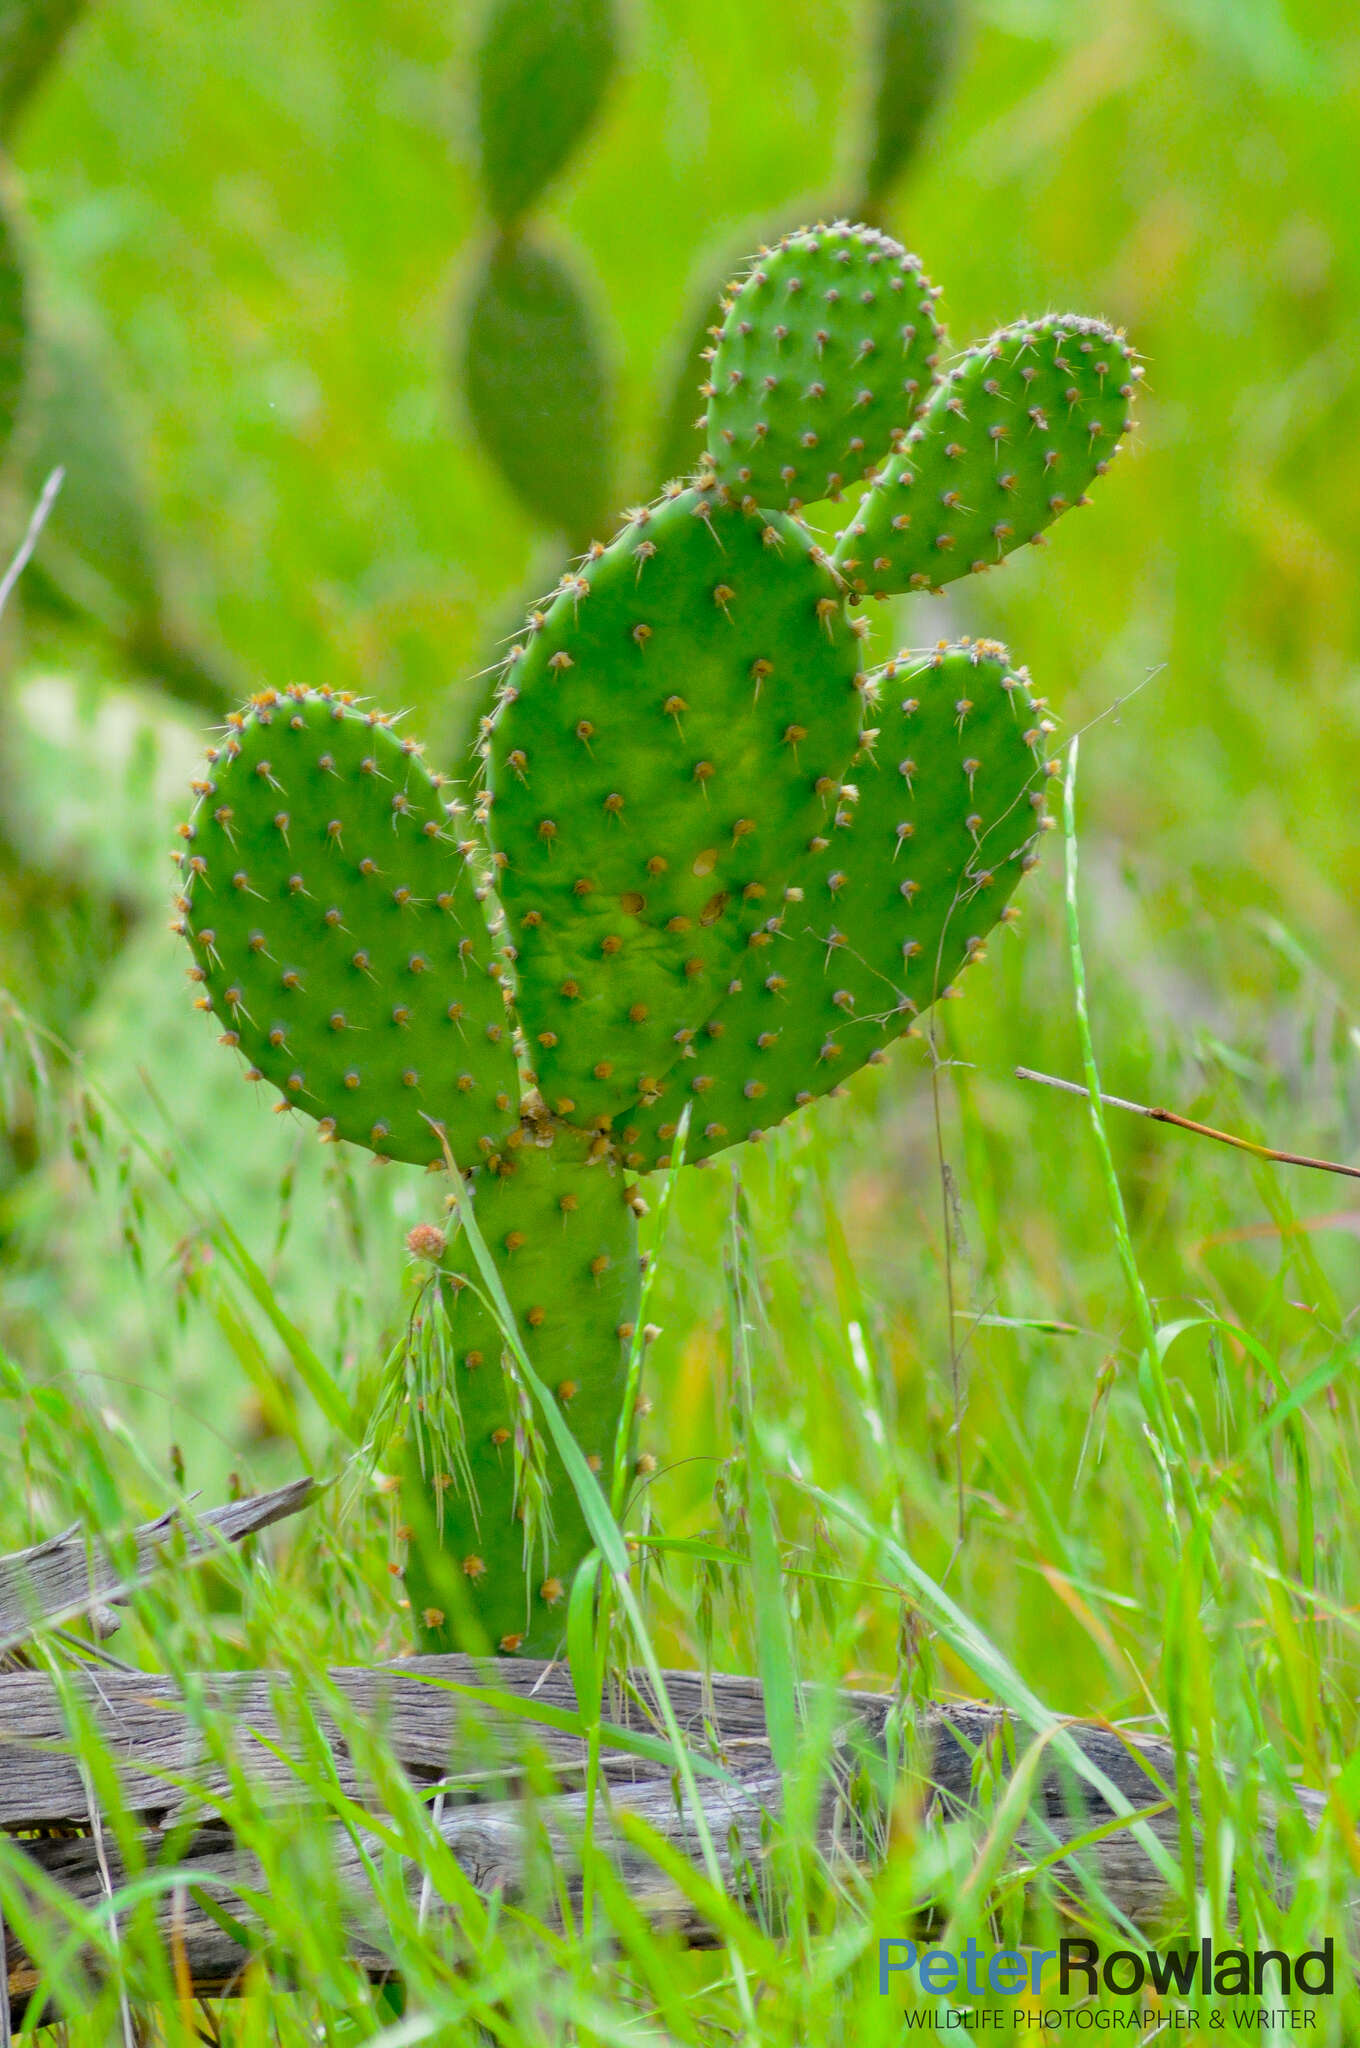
879, 1937, 1334, 2028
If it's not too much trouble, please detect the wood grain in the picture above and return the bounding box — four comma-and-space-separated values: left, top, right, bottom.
0, 1479, 318, 1657
0, 1484, 1342, 2019
1, 1653, 1331, 2018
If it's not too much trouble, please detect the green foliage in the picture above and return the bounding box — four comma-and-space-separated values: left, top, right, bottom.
0, 175, 27, 473
20, 312, 155, 619
17, 308, 232, 706
182, 222, 1133, 1654
474, 0, 618, 229
8, 10, 1360, 2032
462, 233, 613, 548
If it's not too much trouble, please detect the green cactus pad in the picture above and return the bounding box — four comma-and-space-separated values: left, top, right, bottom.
176, 686, 520, 1168
474, 0, 618, 229
399, 1130, 639, 1658
703, 223, 944, 512
463, 233, 613, 549
834, 315, 1140, 597
486, 483, 867, 1129
619, 642, 1050, 1169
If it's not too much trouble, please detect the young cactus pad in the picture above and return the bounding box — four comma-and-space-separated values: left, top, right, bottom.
175, 223, 1138, 1657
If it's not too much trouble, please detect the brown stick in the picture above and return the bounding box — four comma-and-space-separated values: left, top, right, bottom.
1015, 1066, 1360, 1181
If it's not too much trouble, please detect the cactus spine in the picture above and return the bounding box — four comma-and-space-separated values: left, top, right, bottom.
177, 222, 1139, 1656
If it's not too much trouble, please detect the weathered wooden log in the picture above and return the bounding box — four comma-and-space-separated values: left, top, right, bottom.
0, 1478, 318, 1657
0, 1654, 1332, 2018
0, 1659, 882, 1828
0, 1491, 1345, 2018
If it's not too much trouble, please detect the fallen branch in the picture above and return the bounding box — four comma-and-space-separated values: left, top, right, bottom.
0, 1654, 1335, 2016
0, 1479, 319, 1657
0, 1491, 1347, 2015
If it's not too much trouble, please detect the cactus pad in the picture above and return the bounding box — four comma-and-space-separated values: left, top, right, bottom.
486, 482, 867, 1128
704, 224, 944, 511
463, 235, 614, 549
474, 0, 618, 229
175, 687, 520, 1168
399, 1131, 639, 1657
618, 643, 1050, 1168
835, 316, 1140, 596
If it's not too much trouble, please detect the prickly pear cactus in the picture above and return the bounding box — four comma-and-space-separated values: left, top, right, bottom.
177, 222, 1139, 1657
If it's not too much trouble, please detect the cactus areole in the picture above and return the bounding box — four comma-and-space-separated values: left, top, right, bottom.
172, 224, 1140, 1655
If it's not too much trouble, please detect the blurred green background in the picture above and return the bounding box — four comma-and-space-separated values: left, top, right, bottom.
2, 0, 1358, 1722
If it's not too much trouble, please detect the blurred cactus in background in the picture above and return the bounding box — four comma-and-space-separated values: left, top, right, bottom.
0, 0, 228, 708
861, 0, 960, 224
455, 0, 961, 545
0, 170, 25, 479
0, 0, 84, 140
0, 0, 231, 1192
459, 0, 619, 553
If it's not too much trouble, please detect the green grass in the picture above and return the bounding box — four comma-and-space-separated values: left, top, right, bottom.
2, 0, 1360, 2038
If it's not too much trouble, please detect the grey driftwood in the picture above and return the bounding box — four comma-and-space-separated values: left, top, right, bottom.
0, 1655, 1330, 2016
0, 1485, 1339, 2017
0, 1477, 318, 1657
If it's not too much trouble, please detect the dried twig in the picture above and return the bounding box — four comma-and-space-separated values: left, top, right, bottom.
1016, 1066, 1360, 1181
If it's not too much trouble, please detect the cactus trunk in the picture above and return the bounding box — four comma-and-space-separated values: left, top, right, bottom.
398, 1131, 639, 1657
